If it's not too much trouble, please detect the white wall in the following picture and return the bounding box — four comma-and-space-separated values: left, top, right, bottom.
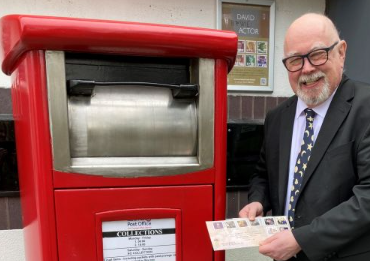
272, 0, 325, 96
0, 1, 325, 260
0, 229, 25, 261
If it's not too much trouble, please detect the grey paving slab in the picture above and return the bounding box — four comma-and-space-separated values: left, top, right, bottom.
226, 248, 272, 261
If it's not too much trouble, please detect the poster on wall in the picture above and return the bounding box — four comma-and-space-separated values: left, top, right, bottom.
218, 0, 275, 92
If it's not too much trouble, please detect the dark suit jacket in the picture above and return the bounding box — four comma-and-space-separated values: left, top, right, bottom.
248, 75, 370, 261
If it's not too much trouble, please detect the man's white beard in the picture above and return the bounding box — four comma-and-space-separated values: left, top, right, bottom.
296, 72, 331, 107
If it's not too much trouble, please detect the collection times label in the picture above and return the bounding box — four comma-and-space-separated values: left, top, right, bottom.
103, 218, 176, 261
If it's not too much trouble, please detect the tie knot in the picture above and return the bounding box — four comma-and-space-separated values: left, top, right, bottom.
304, 108, 315, 122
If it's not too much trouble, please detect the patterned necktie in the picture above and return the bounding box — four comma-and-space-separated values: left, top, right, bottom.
288, 108, 316, 228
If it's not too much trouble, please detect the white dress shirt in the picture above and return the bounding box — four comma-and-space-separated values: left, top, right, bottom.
284, 91, 336, 216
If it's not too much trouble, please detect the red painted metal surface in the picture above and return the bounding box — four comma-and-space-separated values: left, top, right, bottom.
55, 186, 213, 261
0, 14, 237, 75
11, 51, 58, 261
0, 14, 236, 261
214, 59, 228, 261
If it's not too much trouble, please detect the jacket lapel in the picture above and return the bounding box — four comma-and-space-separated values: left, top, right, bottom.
300, 75, 353, 193
278, 97, 297, 214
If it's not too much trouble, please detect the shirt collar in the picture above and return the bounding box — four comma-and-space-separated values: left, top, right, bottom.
295, 88, 337, 119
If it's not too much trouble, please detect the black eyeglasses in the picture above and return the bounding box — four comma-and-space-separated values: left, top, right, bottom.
282, 41, 339, 72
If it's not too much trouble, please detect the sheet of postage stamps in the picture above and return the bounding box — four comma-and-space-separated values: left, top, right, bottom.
206, 216, 291, 251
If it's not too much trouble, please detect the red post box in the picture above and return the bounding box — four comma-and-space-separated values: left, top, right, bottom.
0, 15, 237, 261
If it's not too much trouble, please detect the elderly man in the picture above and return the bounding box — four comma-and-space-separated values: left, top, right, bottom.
239, 13, 370, 261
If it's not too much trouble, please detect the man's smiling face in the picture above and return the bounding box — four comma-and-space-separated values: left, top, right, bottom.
283, 14, 347, 107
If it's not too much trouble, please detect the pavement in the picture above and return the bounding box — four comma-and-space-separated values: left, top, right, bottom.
226, 248, 272, 261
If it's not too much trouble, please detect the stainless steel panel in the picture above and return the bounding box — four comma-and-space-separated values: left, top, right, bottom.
68, 85, 197, 157
46, 51, 214, 177
197, 59, 214, 167
45, 51, 71, 170
70, 156, 200, 177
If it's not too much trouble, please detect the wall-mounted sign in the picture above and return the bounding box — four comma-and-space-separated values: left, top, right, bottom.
218, 0, 275, 92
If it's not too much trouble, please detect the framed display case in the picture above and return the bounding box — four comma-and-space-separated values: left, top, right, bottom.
218, 0, 275, 92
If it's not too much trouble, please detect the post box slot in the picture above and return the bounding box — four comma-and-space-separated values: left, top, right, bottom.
67, 80, 199, 99
65, 52, 190, 86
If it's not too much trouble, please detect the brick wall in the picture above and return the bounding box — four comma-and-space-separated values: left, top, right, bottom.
0, 197, 22, 229
228, 95, 288, 120
0, 88, 22, 230
0, 89, 12, 115
225, 95, 289, 219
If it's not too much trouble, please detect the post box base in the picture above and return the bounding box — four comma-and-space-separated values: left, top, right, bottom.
55, 185, 214, 261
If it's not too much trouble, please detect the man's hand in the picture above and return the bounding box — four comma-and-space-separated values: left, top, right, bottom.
259, 230, 301, 261
239, 202, 264, 220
